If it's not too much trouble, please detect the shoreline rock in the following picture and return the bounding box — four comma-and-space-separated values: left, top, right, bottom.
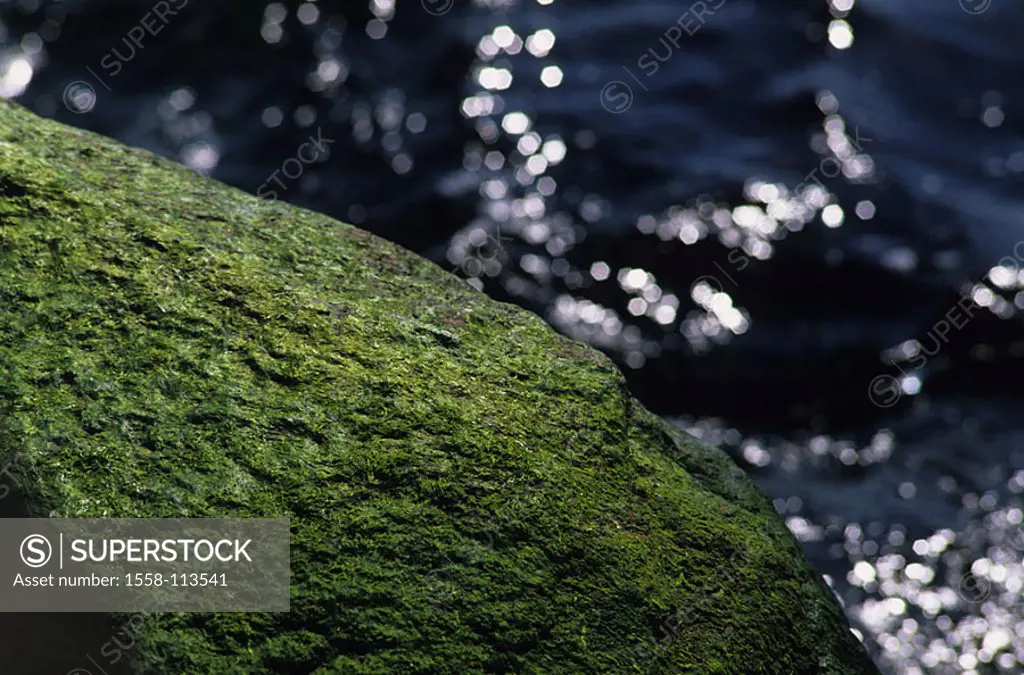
0, 98, 878, 673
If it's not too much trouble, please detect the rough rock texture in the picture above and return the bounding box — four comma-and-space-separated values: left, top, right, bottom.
0, 98, 879, 674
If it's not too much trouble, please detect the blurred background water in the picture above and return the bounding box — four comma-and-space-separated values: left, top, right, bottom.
2, 0, 1023, 672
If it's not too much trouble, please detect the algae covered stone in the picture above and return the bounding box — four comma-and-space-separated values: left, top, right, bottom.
0, 98, 879, 674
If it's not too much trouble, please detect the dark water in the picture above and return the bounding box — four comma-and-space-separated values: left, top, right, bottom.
3, 0, 1024, 672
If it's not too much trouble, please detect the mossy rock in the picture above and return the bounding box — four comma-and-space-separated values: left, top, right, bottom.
0, 98, 878, 674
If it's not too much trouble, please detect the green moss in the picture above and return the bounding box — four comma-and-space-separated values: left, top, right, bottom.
0, 98, 878, 674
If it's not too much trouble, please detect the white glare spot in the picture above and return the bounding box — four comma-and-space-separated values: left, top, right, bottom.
540, 65, 563, 87
526, 29, 555, 57
900, 376, 921, 395
0, 58, 33, 98
181, 143, 219, 173
852, 561, 876, 584
828, 20, 854, 49
501, 112, 531, 135
542, 139, 567, 164
479, 67, 513, 91
493, 26, 516, 49
822, 204, 844, 228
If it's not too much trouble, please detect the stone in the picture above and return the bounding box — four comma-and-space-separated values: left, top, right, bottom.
0, 98, 878, 674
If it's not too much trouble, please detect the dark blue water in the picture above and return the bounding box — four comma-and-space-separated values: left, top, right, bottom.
3, 0, 1024, 671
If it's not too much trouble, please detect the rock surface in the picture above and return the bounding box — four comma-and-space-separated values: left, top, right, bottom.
0, 98, 878, 674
